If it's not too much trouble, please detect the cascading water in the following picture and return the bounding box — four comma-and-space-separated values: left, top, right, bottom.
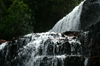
0, 32, 85, 66
49, 1, 85, 33
1, 0, 99, 66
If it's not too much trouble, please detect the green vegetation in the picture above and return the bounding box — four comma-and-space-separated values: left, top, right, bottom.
0, 0, 82, 40
0, 0, 34, 40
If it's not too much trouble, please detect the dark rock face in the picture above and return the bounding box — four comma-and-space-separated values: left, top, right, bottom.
64, 56, 84, 66
87, 56, 100, 66
80, 21, 100, 57
79, 21, 100, 66
81, 0, 100, 29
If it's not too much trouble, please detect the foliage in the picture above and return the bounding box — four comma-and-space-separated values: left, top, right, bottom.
0, 0, 83, 40
0, 0, 34, 40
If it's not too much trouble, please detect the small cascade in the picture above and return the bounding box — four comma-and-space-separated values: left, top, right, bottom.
49, 1, 85, 33
0, 32, 85, 66
0, 42, 8, 50
84, 58, 88, 66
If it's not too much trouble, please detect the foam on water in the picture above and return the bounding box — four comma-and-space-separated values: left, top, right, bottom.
15, 32, 82, 66
84, 58, 88, 66
0, 42, 7, 50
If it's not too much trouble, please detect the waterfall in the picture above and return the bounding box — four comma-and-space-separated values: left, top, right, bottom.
1, 0, 99, 66
18, 32, 83, 66
0, 32, 85, 66
49, 1, 85, 33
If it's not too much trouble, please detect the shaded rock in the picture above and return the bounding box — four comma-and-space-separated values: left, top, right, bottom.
0, 39, 9, 44
81, 0, 100, 29
87, 56, 100, 66
64, 55, 85, 66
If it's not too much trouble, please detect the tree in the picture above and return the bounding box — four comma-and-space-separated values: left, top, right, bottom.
0, 0, 83, 40
0, 0, 34, 40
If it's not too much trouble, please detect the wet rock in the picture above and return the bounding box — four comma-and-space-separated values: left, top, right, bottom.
81, 0, 100, 29
0, 39, 9, 44
87, 56, 100, 66
62, 31, 80, 37
64, 55, 85, 66
79, 20, 100, 57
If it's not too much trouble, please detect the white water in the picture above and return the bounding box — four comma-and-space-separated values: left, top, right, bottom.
84, 58, 88, 66
0, 42, 7, 50
15, 32, 82, 66
0, 1, 87, 65
50, 1, 85, 33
